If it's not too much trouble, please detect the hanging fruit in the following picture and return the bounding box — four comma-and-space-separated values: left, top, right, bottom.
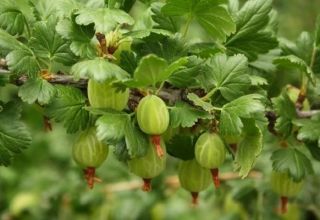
195, 132, 226, 188
136, 95, 169, 158
72, 128, 109, 189
271, 171, 304, 213
178, 159, 211, 205
128, 137, 166, 191
87, 79, 129, 110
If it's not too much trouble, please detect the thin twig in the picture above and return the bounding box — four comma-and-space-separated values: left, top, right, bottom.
296, 109, 320, 118
103, 171, 262, 193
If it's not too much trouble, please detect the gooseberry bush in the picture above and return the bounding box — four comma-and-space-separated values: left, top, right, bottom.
0, 0, 320, 217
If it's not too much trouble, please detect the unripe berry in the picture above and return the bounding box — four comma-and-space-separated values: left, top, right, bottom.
136, 95, 169, 135
87, 79, 129, 110
195, 132, 226, 188
271, 171, 304, 213
128, 138, 166, 191
72, 128, 108, 189
136, 95, 169, 158
178, 159, 211, 205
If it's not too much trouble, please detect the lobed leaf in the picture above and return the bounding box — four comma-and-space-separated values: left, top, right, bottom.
0, 102, 32, 166
219, 94, 265, 136
274, 55, 315, 84
71, 58, 129, 82
96, 112, 130, 144
206, 54, 250, 101
272, 92, 297, 138
235, 120, 263, 178
46, 86, 90, 133
18, 78, 56, 105
76, 7, 134, 33
162, 0, 235, 42
271, 148, 313, 182
170, 101, 213, 128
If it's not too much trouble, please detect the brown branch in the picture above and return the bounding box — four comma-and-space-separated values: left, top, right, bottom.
2, 68, 320, 119
296, 109, 320, 118
103, 171, 262, 193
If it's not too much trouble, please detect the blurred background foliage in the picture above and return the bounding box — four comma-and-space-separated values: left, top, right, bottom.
1, 0, 320, 220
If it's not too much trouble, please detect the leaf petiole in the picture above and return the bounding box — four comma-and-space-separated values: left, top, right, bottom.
182, 15, 193, 38
201, 88, 218, 101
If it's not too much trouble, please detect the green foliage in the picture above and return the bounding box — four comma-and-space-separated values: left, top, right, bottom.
162, 0, 235, 42
123, 54, 187, 88
205, 53, 250, 100
71, 58, 129, 82
274, 55, 315, 84
169, 102, 213, 128
0, 102, 31, 166
46, 86, 91, 133
271, 148, 313, 182
18, 78, 56, 104
0, 0, 319, 218
219, 94, 265, 136
76, 7, 134, 33
226, 0, 277, 61
272, 91, 297, 138
235, 120, 262, 178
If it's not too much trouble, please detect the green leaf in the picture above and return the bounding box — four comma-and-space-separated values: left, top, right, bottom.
6, 47, 40, 77
0, 28, 25, 51
132, 34, 187, 62
71, 58, 129, 82
168, 56, 208, 88
228, 0, 272, 43
206, 54, 250, 101
0, 102, 32, 166
30, 18, 77, 66
280, 32, 313, 64
0, 73, 9, 87
124, 121, 149, 159
133, 54, 168, 87
226, 32, 278, 61
272, 92, 297, 138
187, 93, 215, 112
170, 102, 213, 128
0, 7, 26, 35
56, 16, 97, 59
274, 55, 315, 84
18, 78, 56, 105
305, 141, 320, 162
226, 0, 276, 61
315, 15, 320, 47
119, 51, 138, 76
166, 134, 195, 160
96, 112, 130, 144
293, 117, 320, 142
126, 54, 187, 88
113, 139, 130, 162
162, 0, 235, 42
235, 120, 263, 178
219, 94, 265, 136
160, 57, 188, 81
151, 2, 178, 33
76, 7, 134, 33
271, 148, 314, 182
46, 86, 90, 133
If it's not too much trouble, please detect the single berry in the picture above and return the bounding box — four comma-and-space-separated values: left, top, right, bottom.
87, 79, 129, 110
128, 137, 166, 191
178, 159, 211, 205
136, 95, 169, 158
271, 171, 304, 213
195, 132, 226, 188
72, 128, 108, 189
